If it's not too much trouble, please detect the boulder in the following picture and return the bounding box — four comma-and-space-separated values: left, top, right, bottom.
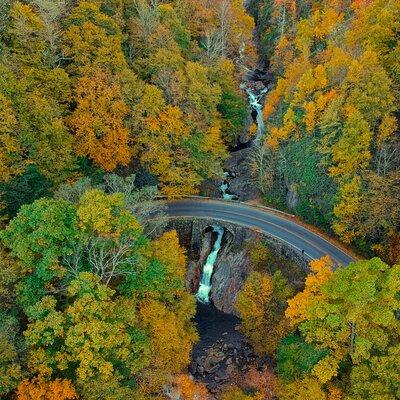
216, 368, 228, 381
199, 178, 223, 198
226, 364, 236, 375
223, 148, 261, 201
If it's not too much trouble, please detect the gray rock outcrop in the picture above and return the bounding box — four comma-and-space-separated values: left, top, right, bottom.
223, 148, 261, 201
211, 251, 249, 315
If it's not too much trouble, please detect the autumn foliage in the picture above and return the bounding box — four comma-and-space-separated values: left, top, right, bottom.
0, 0, 253, 198
285, 256, 334, 326
15, 378, 77, 400
68, 72, 130, 171
0, 1, 399, 400
171, 374, 210, 400
236, 270, 293, 354
280, 257, 400, 399
251, 0, 400, 261
0, 188, 197, 399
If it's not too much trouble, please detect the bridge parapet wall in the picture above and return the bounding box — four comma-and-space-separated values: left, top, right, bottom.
167, 217, 310, 271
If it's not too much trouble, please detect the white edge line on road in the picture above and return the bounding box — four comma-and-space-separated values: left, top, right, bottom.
163, 197, 355, 263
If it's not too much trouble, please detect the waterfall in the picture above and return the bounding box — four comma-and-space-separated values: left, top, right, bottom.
243, 85, 269, 144
196, 225, 225, 304
220, 172, 238, 200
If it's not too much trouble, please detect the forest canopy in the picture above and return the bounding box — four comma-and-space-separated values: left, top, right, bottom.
249, 0, 400, 263
0, 0, 253, 199
0, 0, 399, 399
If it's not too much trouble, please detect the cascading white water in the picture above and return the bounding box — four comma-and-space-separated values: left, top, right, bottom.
243, 85, 269, 144
196, 225, 225, 304
220, 172, 237, 200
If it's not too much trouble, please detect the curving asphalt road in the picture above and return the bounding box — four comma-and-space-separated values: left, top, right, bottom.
165, 198, 354, 266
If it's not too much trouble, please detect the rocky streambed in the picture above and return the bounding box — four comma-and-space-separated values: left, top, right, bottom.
178, 223, 266, 395
169, 219, 305, 398
161, 212, 308, 398
190, 303, 272, 397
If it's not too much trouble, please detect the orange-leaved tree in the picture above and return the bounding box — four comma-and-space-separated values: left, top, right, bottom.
68, 71, 130, 171
15, 377, 77, 400
172, 374, 210, 400
285, 256, 334, 327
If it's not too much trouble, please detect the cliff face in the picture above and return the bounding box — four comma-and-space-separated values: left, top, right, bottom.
168, 218, 308, 315
223, 148, 261, 201
210, 224, 260, 314
169, 219, 262, 314
211, 250, 249, 314
186, 230, 213, 294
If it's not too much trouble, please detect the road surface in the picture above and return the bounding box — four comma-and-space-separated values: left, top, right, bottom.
165, 198, 354, 266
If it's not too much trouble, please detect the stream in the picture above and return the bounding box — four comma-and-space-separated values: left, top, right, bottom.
191, 224, 260, 394
241, 84, 269, 145
220, 172, 239, 201
217, 78, 269, 202
189, 10, 274, 394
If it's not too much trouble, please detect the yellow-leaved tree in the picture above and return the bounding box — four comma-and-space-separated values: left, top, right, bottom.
285, 256, 400, 395
236, 270, 293, 354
